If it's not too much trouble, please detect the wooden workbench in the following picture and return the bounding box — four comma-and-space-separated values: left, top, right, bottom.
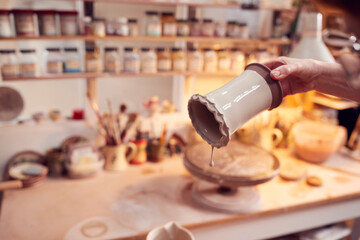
1, 149, 360, 240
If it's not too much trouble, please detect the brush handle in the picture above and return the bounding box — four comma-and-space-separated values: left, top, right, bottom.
0, 180, 23, 191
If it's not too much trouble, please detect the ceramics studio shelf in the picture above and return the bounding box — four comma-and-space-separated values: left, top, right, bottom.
0, 35, 291, 45
2, 71, 239, 81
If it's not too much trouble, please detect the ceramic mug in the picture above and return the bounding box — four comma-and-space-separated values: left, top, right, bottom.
146, 221, 194, 240
101, 143, 137, 171
188, 63, 283, 148
257, 128, 283, 152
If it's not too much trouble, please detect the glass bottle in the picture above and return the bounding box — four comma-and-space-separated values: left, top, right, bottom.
230, 48, 245, 73
217, 48, 231, 72
123, 47, 140, 73
176, 19, 189, 37
140, 47, 157, 73
156, 47, 171, 72
46, 48, 63, 74
128, 19, 139, 37
187, 47, 203, 72
171, 47, 186, 72
92, 18, 106, 37
0, 49, 20, 78
203, 48, 218, 72
161, 12, 176, 37
20, 49, 38, 77
64, 48, 81, 73
189, 18, 201, 37
116, 17, 129, 36
145, 11, 161, 37
201, 19, 215, 37
104, 47, 121, 73
85, 47, 102, 73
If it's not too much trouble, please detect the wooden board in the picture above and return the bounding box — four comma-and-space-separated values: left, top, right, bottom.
1, 151, 360, 240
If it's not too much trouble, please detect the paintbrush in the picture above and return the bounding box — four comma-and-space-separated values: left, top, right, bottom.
86, 92, 115, 145
121, 113, 138, 143
159, 123, 167, 144
107, 99, 120, 145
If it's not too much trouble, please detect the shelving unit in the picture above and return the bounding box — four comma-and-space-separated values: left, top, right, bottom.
0, 36, 290, 45
2, 71, 239, 81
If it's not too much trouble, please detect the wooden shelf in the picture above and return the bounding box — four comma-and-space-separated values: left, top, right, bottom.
2, 71, 239, 81
0, 35, 291, 45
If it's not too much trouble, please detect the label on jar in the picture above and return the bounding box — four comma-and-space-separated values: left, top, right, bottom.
86, 59, 102, 72
1, 64, 20, 77
158, 59, 171, 71
47, 61, 63, 73
141, 59, 157, 73
188, 59, 202, 71
42, 15, 56, 35
21, 63, 38, 76
173, 59, 186, 71
124, 59, 140, 72
15, 15, 35, 36
218, 58, 231, 70
163, 22, 176, 36
177, 25, 189, 36
105, 61, 120, 72
65, 60, 81, 72
147, 23, 161, 36
0, 15, 12, 37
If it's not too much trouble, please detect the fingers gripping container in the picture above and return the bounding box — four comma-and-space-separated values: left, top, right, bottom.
188, 63, 283, 148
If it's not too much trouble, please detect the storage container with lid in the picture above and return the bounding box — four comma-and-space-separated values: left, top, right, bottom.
156, 47, 171, 72
116, 17, 129, 36
201, 19, 215, 37
217, 48, 231, 71
104, 47, 121, 73
46, 48, 63, 73
140, 47, 157, 73
0, 49, 19, 78
226, 21, 238, 38
85, 47, 102, 73
64, 48, 81, 73
230, 48, 245, 72
238, 22, 249, 38
20, 49, 38, 76
123, 47, 140, 73
189, 18, 201, 37
92, 18, 106, 37
161, 12, 176, 36
203, 48, 218, 72
176, 19, 189, 37
0, 10, 12, 37
128, 19, 139, 36
187, 47, 203, 72
12, 9, 36, 36
36, 10, 57, 36
171, 47, 186, 72
145, 11, 161, 37
58, 10, 78, 36
215, 21, 226, 37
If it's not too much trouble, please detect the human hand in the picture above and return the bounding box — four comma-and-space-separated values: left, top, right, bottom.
263, 57, 321, 97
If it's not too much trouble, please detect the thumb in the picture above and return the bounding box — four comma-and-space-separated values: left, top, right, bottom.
270, 64, 298, 80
